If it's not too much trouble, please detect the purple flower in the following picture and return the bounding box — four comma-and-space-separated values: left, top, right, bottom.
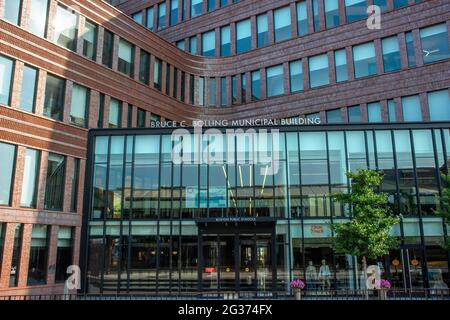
375, 279, 391, 289
290, 279, 305, 289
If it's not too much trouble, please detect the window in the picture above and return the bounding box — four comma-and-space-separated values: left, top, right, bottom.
27, 225, 49, 285
181, 71, 186, 102
208, 0, 215, 12
4, 0, 22, 25
53, 5, 78, 51
97, 93, 104, 128
126, 104, 132, 128
208, 78, 216, 107
353, 42, 377, 78
251, 70, 260, 101
405, 32, 416, 68
221, 0, 229, 7
296, 1, 308, 36
9, 223, 22, 287
266, 65, 284, 97
232, 75, 237, 104
257, 14, 269, 48
289, 60, 303, 92
157, 2, 166, 30
241, 73, 247, 103
345, 0, 366, 23
312, 0, 320, 32
70, 158, 80, 212
132, 12, 143, 24
170, 0, 178, 26
44, 153, 66, 211
70, 84, 89, 127
191, 0, 203, 18
176, 40, 185, 50
146, 7, 154, 31
325, 0, 340, 29
118, 39, 134, 77
326, 109, 342, 123
102, 30, 114, 68
309, 54, 329, 88
173, 67, 178, 98
236, 19, 251, 54
19, 65, 37, 112
0, 142, 16, 206
189, 74, 195, 104
373, 0, 388, 12
83, 20, 97, 60
402, 95, 422, 122
220, 77, 227, 106
393, 0, 408, 8
202, 31, 215, 57
154, 58, 162, 90
199, 77, 205, 106
428, 90, 450, 121
189, 36, 197, 55
274, 7, 291, 42
347, 105, 361, 123
55, 227, 73, 283
387, 99, 396, 122
367, 102, 382, 122
420, 24, 450, 64
28, 0, 48, 38
43, 74, 65, 121
109, 98, 122, 128
334, 49, 348, 82
137, 108, 146, 128
0, 55, 14, 106
382, 36, 401, 72
221, 26, 231, 57
165, 63, 171, 96
139, 50, 150, 84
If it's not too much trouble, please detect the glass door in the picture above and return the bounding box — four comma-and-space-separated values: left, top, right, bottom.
239, 235, 256, 293
256, 235, 272, 294
219, 235, 236, 292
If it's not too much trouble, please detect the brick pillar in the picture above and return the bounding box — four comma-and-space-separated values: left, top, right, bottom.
34, 69, 47, 116
328, 51, 336, 84
10, 60, 24, 110
46, 0, 58, 43
260, 68, 267, 100
121, 101, 128, 128
302, 58, 310, 90
161, 61, 168, 95
112, 34, 120, 71
46, 225, 59, 285
36, 151, 49, 211
0, 223, 18, 288
318, 0, 326, 32
245, 71, 251, 103
398, 32, 409, 70
230, 22, 236, 56
149, 55, 155, 88
77, 15, 85, 55
0, 0, 4, 19
63, 157, 74, 213
290, 2, 298, 37
186, 0, 191, 19
306, 0, 314, 34
103, 95, 111, 128
71, 227, 81, 276
250, 16, 257, 50
169, 65, 175, 97
341, 107, 348, 123
17, 223, 33, 287
134, 47, 141, 82
346, 46, 355, 81
166, 0, 171, 27
387, 0, 394, 11
96, 27, 104, 64
394, 97, 403, 122
338, 0, 346, 25
267, 10, 274, 45
420, 92, 430, 122
412, 29, 424, 67
374, 39, 384, 74
145, 110, 152, 127
215, 27, 221, 57
380, 100, 389, 122
63, 80, 74, 125
194, 75, 200, 105
283, 62, 290, 95
177, 69, 182, 100
11, 146, 26, 208
76, 159, 86, 214
88, 90, 100, 128
205, 77, 210, 106
226, 75, 232, 107
360, 103, 368, 123
130, 106, 137, 128
236, 73, 242, 105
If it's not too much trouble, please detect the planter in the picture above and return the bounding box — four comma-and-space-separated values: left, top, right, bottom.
294, 288, 302, 300
378, 289, 388, 300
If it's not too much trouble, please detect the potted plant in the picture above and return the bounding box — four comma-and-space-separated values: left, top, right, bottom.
376, 279, 391, 300
290, 279, 305, 300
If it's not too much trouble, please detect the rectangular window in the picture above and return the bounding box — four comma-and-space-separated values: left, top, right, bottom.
220, 77, 227, 106
191, 0, 203, 18
345, 0, 366, 23
312, 0, 320, 32
43, 74, 65, 121
165, 64, 171, 95
182, 0, 186, 21
27, 225, 49, 285
251, 70, 260, 101
420, 24, 450, 64
393, 0, 408, 8
402, 95, 422, 122
20, 148, 40, 208
296, 1, 308, 36
118, 39, 134, 77
102, 30, 114, 68
382, 36, 401, 72
53, 4, 78, 51
208, 0, 215, 12
0, 55, 14, 106
221, 0, 229, 7
236, 19, 252, 54
347, 105, 361, 123
173, 67, 178, 98
309, 54, 329, 88
146, 7, 154, 31
55, 227, 73, 283
181, 71, 186, 102
97, 93, 104, 128
132, 11, 143, 24
208, 78, 216, 106
202, 31, 215, 57
83, 20, 97, 61
326, 108, 342, 123
405, 31, 416, 68
139, 50, 150, 84
170, 0, 178, 26
70, 158, 80, 212
44, 153, 66, 211
221, 26, 231, 57
289, 60, 303, 92
241, 73, 247, 103
189, 74, 195, 104
367, 102, 382, 122
157, 2, 166, 30
137, 108, 146, 127
4, 0, 22, 25
387, 99, 396, 122
127, 104, 132, 127
0, 142, 16, 206
108, 98, 122, 128
176, 40, 185, 50
428, 90, 450, 121
266, 65, 284, 97
353, 42, 377, 78
274, 7, 291, 42
373, 0, 388, 12
70, 84, 89, 127
334, 49, 348, 82
232, 75, 237, 104
28, 0, 49, 38
199, 77, 205, 106
189, 36, 197, 55
325, 0, 340, 29
257, 14, 269, 48
154, 58, 162, 90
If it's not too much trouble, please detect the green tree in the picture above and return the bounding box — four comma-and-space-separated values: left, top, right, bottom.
434, 174, 450, 250
331, 169, 400, 298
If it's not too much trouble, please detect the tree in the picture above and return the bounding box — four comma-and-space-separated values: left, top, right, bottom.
434, 174, 450, 250
331, 169, 400, 298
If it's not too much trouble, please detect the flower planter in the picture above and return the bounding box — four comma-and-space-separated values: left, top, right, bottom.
378, 289, 388, 300
294, 288, 302, 300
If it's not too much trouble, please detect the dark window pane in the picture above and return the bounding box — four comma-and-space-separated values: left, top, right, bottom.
43, 74, 65, 121
0, 142, 16, 206
44, 153, 66, 211
27, 225, 49, 285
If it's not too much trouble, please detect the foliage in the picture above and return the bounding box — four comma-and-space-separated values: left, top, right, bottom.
434, 174, 450, 250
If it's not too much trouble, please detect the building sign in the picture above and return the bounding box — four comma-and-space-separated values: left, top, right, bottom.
310, 225, 324, 234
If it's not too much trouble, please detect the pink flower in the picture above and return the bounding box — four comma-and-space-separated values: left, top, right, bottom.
375, 279, 391, 289
290, 279, 305, 289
